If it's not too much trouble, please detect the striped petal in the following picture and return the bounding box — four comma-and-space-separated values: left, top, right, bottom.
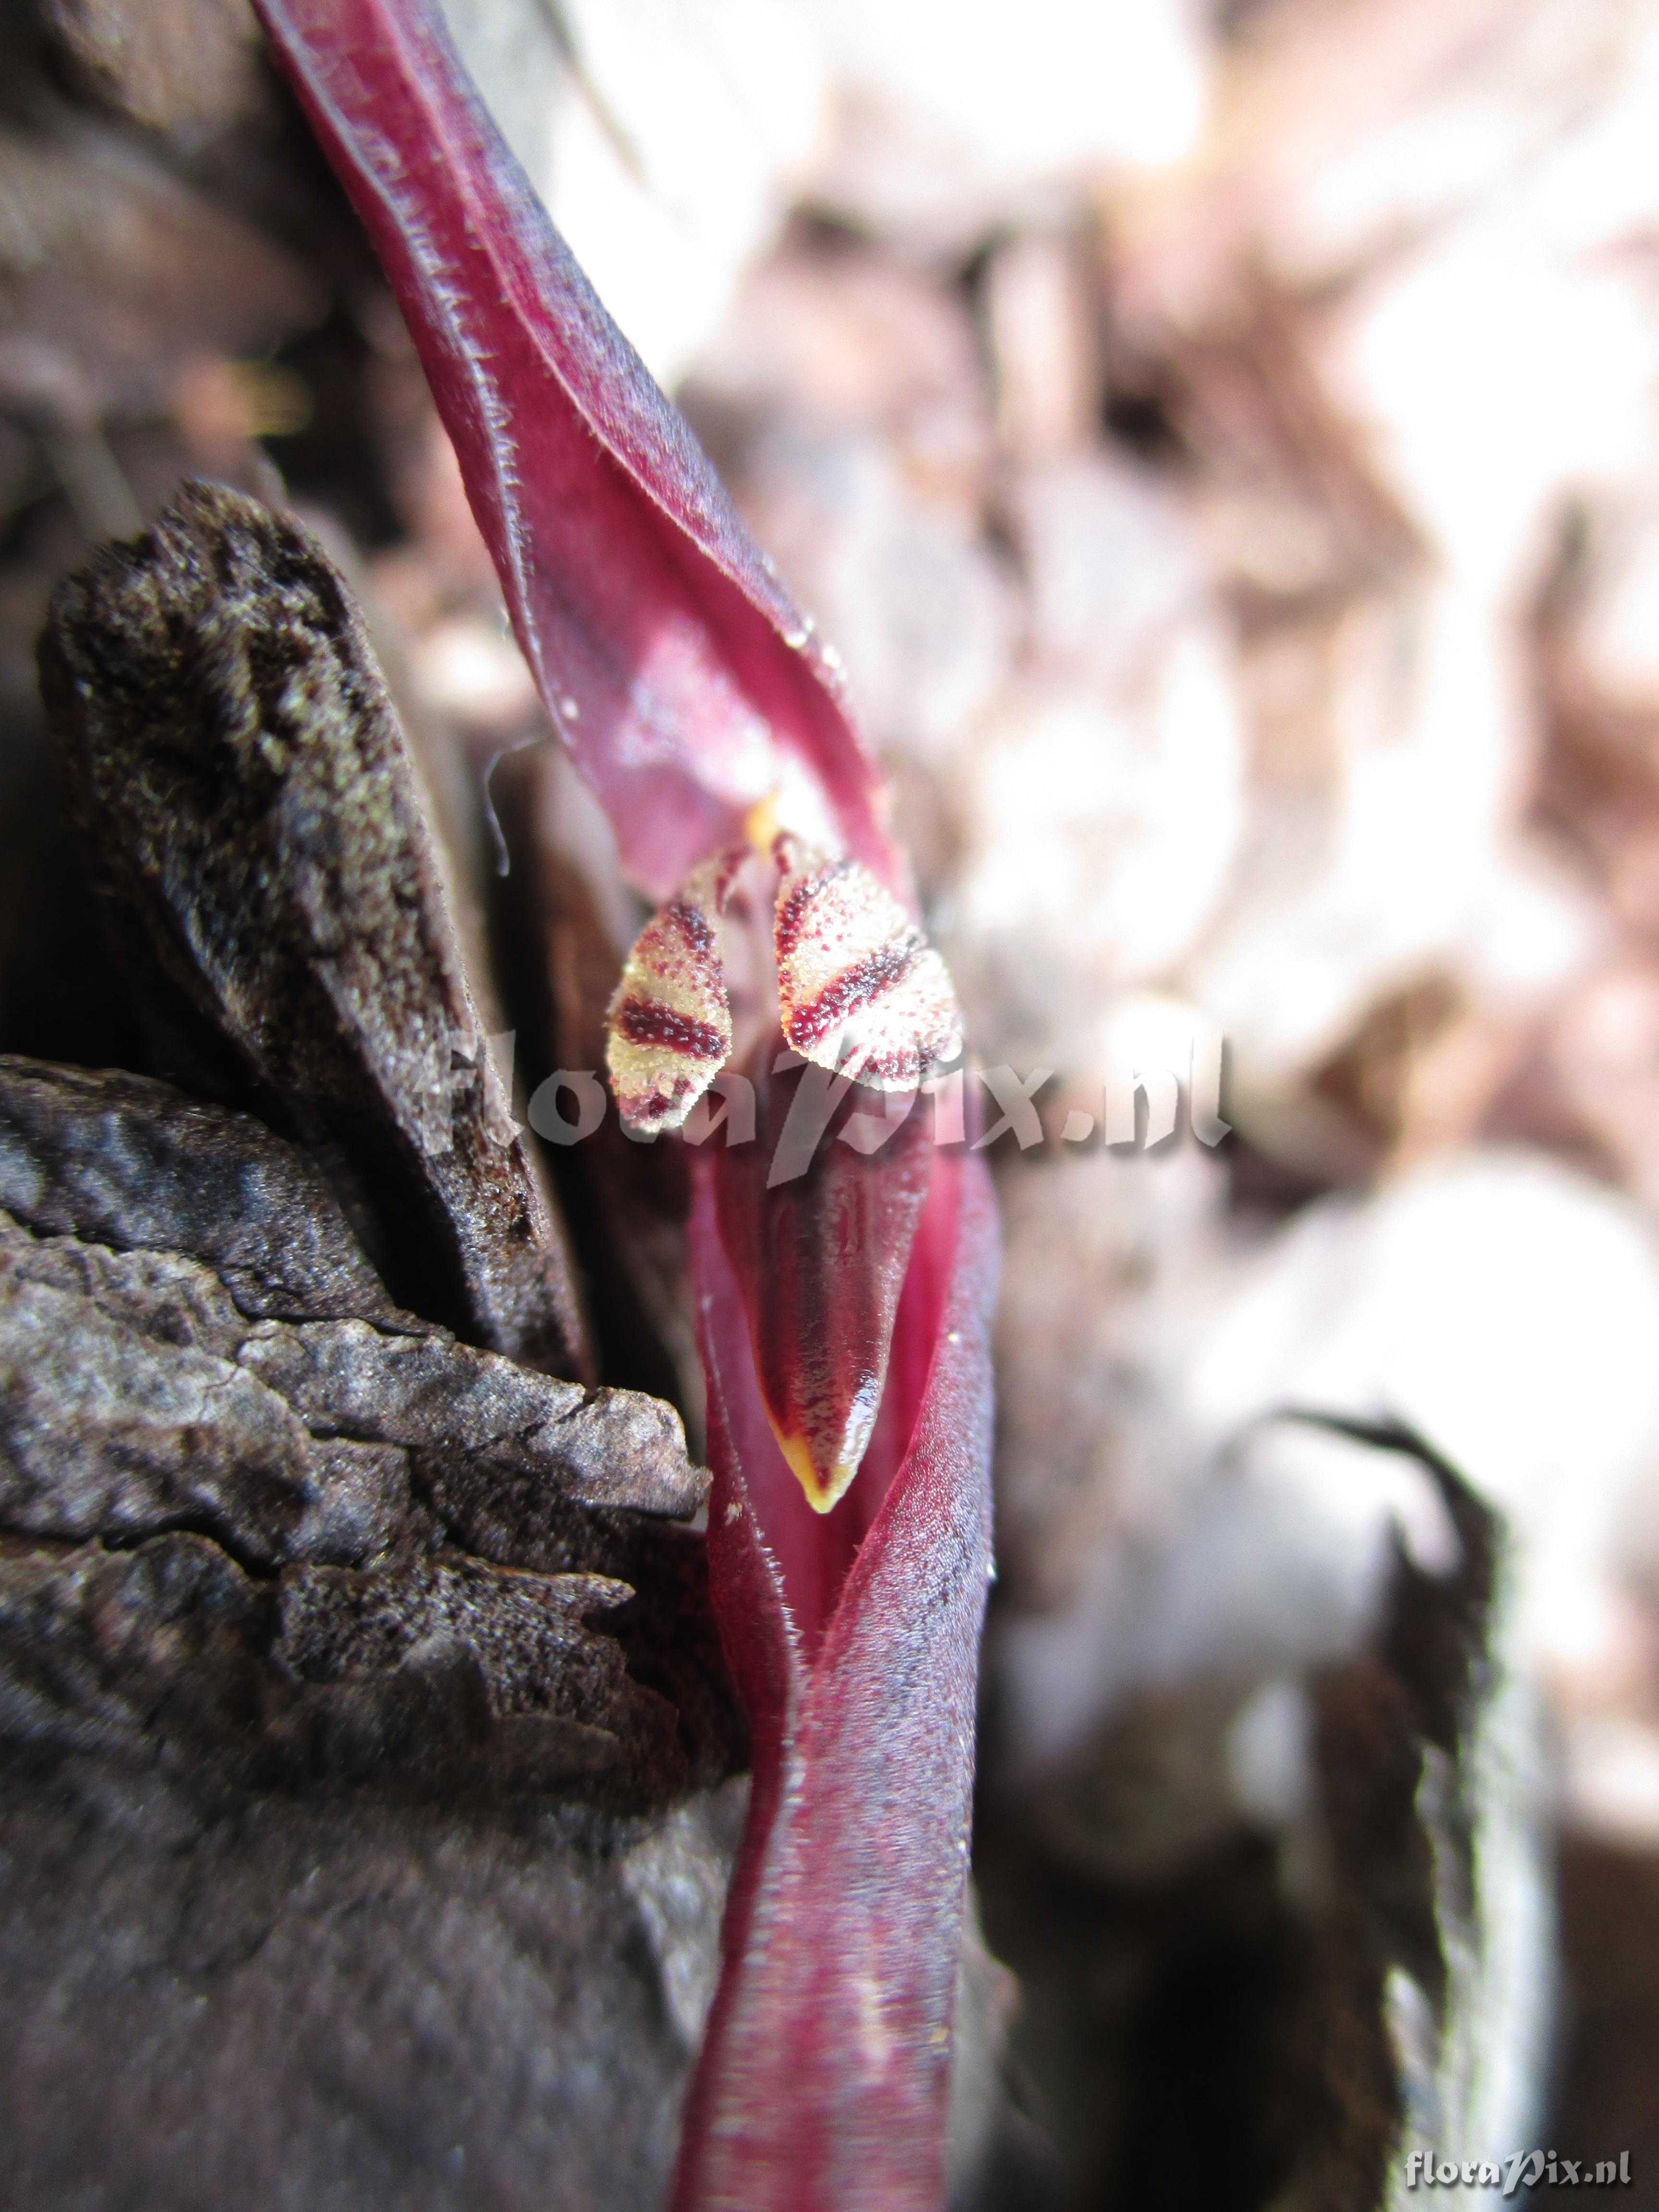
606, 851, 744, 1135
772, 836, 963, 1090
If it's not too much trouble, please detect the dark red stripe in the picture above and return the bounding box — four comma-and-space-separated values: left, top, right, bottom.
615, 996, 727, 1058
772, 861, 854, 962
666, 896, 718, 958
785, 938, 920, 1049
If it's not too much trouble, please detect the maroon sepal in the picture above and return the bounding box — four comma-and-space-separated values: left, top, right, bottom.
682, 1147, 996, 2210
252, 0, 897, 904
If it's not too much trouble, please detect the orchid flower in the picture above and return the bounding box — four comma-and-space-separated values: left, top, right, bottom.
252, 6, 998, 2205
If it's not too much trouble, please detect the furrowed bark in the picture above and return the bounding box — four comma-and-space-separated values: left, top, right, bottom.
0, 1067, 745, 2212
39, 483, 589, 1382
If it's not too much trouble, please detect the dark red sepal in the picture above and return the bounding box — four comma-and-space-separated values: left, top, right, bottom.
681, 1150, 997, 2209
253, 0, 897, 904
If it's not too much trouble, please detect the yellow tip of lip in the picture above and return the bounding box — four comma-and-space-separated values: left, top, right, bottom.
774, 1426, 858, 1515
742, 793, 782, 856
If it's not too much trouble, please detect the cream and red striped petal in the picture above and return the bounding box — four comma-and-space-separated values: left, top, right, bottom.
771, 835, 963, 1091
606, 852, 743, 1134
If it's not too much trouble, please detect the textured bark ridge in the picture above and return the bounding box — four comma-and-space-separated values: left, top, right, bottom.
0, 1044, 739, 1787
0, 1062, 703, 1551
37, 481, 588, 1380
0, 1052, 745, 2210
